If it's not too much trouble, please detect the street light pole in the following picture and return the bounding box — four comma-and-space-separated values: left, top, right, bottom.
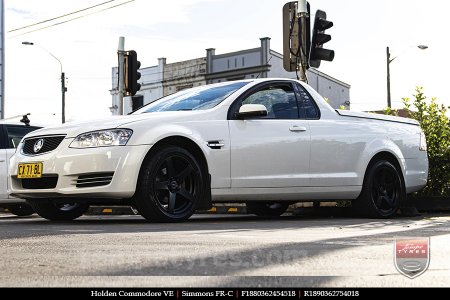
386, 45, 428, 108
22, 41, 66, 123
61, 72, 66, 123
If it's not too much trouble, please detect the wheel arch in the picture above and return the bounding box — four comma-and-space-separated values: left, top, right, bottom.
354, 151, 406, 217
366, 151, 404, 178
357, 137, 407, 184
138, 135, 212, 210
361, 150, 406, 196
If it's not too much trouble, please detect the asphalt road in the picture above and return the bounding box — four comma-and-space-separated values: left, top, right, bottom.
0, 211, 449, 287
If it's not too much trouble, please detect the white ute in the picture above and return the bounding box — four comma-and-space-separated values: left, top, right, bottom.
9, 79, 428, 222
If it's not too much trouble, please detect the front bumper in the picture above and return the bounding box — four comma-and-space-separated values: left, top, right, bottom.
9, 137, 152, 199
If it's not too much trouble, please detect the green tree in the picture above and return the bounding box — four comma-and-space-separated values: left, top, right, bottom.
387, 87, 450, 196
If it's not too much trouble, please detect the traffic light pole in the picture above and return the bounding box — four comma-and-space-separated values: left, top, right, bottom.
298, 0, 308, 82
298, 11, 308, 82
117, 37, 125, 115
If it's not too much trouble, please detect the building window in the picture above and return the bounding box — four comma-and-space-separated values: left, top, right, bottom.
242, 57, 245, 66
235, 58, 237, 68
227, 59, 230, 69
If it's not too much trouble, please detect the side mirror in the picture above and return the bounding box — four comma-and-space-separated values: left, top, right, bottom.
235, 104, 268, 119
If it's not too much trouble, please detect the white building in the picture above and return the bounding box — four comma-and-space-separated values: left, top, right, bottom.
111, 37, 350, 115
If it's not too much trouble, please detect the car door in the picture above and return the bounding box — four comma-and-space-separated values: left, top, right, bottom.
228, 81, 311, 188
297, 81, 362, 187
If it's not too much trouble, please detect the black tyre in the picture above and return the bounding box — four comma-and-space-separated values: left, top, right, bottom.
9, 203, 34, 217
354, 160, 404, 218
27, 199, 89, 221
135, 146, 205, 222
246, 201, 290, 217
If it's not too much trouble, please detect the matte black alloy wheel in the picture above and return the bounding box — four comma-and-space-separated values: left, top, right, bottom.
354, 160, 403, 218
135, 146, 204, 222
371, 165, 400, 215
153, 154, 199, 216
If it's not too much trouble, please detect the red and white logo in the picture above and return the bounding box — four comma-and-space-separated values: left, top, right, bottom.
394, 237, 430, 279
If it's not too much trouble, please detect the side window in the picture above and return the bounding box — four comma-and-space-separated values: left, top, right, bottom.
5, 126, 40, 149
295, 83, 320, 119
240, 84, 299, 119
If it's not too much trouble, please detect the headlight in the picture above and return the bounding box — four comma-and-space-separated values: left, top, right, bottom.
70, 129, 133, 148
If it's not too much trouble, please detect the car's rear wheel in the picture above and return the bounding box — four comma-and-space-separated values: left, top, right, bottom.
9, 203, 34, 216
246, 201, 290, 217
135, 146, 205, 222
27, 200, 89, 221
354, 160, 404, 218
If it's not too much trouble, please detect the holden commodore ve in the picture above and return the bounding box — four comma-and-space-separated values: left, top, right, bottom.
9, 78, 428, 222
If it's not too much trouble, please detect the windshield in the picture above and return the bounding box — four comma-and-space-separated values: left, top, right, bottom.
133, 81, 249, 113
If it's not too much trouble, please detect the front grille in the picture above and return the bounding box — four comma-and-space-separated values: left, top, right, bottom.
76, 172, 114, 188
23, 135, 66, 155
21, 175, 58, 189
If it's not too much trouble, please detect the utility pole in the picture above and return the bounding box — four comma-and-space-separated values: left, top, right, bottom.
117, 37, 125, 115
0, 0, 4, 119
386, 46, 391, 108
297, 0, 308, 82
386, 45, 427, 108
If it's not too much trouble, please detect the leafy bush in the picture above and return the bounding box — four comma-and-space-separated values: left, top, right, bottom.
385, 87, 450, 196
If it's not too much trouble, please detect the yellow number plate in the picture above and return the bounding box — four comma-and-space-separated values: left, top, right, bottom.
17, 163, 43, 179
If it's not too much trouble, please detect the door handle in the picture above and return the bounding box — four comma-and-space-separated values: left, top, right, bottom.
289, 125, 307, 132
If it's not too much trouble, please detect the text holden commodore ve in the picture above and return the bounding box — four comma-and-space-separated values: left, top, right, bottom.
9, 78, 428, 222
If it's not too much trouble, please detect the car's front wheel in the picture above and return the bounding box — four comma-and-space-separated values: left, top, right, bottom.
354, 160, 404, 218
246, 201, 290, 217
134, 146, 205, 222
27, 200, 89, 221
9, 203, 34, 217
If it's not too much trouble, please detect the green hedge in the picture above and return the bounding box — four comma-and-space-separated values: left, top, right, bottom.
385, 87, 450, 196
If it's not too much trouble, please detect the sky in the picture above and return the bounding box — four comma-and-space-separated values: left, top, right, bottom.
3, 0, 449, 125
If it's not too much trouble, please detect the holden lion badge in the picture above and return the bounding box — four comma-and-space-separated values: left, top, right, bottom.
394, 237, 430, 279
33, 138, 44, 153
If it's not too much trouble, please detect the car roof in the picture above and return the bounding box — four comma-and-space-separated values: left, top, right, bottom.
0, 120, 42, 128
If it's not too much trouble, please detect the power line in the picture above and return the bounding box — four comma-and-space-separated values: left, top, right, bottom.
8, 0, 135, 37
8, 0, 119, 33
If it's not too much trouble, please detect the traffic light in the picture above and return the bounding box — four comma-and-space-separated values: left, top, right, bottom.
282, 1, 310, 72
125, 50, 141, 96
310, 9, 334, 68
